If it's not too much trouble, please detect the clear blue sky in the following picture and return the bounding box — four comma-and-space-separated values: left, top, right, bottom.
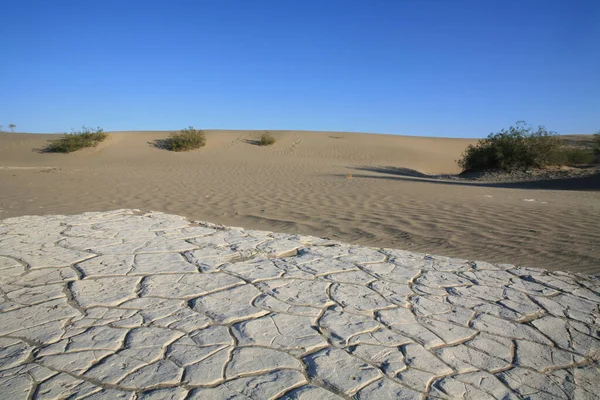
1, 0, 598, 137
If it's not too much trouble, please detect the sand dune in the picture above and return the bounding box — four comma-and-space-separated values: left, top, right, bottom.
1, 130, 598, 274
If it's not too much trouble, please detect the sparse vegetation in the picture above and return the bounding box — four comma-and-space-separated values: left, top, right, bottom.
593, 132, 600, 155
259, 132, 276, 146
458, 121, 595, 172
43, 126, 107, 153
164, 126, 206, 151
9, 124, 16, 132
555, 147, 595, 165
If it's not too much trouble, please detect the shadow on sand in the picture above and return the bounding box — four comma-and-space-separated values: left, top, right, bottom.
148, 139, 172, 150
241, 139, 263, 146
352, 166, 432, 178
32, 146, 51, 154
32, 138, 63, 154
345, 166, 600, 191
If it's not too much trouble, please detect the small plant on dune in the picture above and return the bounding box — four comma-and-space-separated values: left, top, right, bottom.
44, 126, 107, 153
457, 121, 594, 172
165, 126, 206, 151
259, 132, 276, 146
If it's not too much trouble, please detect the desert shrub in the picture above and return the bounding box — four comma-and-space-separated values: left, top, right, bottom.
458, 122, 568, 172
259, 132, 276, 146
552, 147, 595, 165
165, 126, 206, 151
44, 126, 107, 153
593, 133, 600, 155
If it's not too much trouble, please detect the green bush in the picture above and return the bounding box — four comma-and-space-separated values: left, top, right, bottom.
553, 147, 595, 165
259, 132, 276, 146
459, 122, 570, 172
593, 132, 600, 155
165, 127, 206, 151
44, 127, 107, 153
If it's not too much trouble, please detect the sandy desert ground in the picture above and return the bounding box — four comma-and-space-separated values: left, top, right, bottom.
0, 130, 598, 274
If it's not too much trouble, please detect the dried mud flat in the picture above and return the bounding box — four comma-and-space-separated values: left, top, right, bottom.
0, 210, 599, 399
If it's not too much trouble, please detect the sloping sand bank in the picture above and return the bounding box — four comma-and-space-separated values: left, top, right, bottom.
0, 130, 598, 274
0, 210, 598, 398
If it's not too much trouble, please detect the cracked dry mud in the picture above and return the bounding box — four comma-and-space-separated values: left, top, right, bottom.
0, 210, 598, 399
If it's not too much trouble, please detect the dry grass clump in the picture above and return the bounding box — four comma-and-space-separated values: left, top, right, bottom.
165, 127, 206, 151
44, 127, 107, 153
259, 132, 276, 146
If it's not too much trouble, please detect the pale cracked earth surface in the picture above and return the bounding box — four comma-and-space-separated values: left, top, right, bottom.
0, 210, 599, 400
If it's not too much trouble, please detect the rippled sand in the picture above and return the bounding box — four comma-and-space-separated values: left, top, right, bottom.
0, 130, 598, 274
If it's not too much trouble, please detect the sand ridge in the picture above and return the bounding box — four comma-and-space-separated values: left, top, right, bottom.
0, 130, 598, 274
